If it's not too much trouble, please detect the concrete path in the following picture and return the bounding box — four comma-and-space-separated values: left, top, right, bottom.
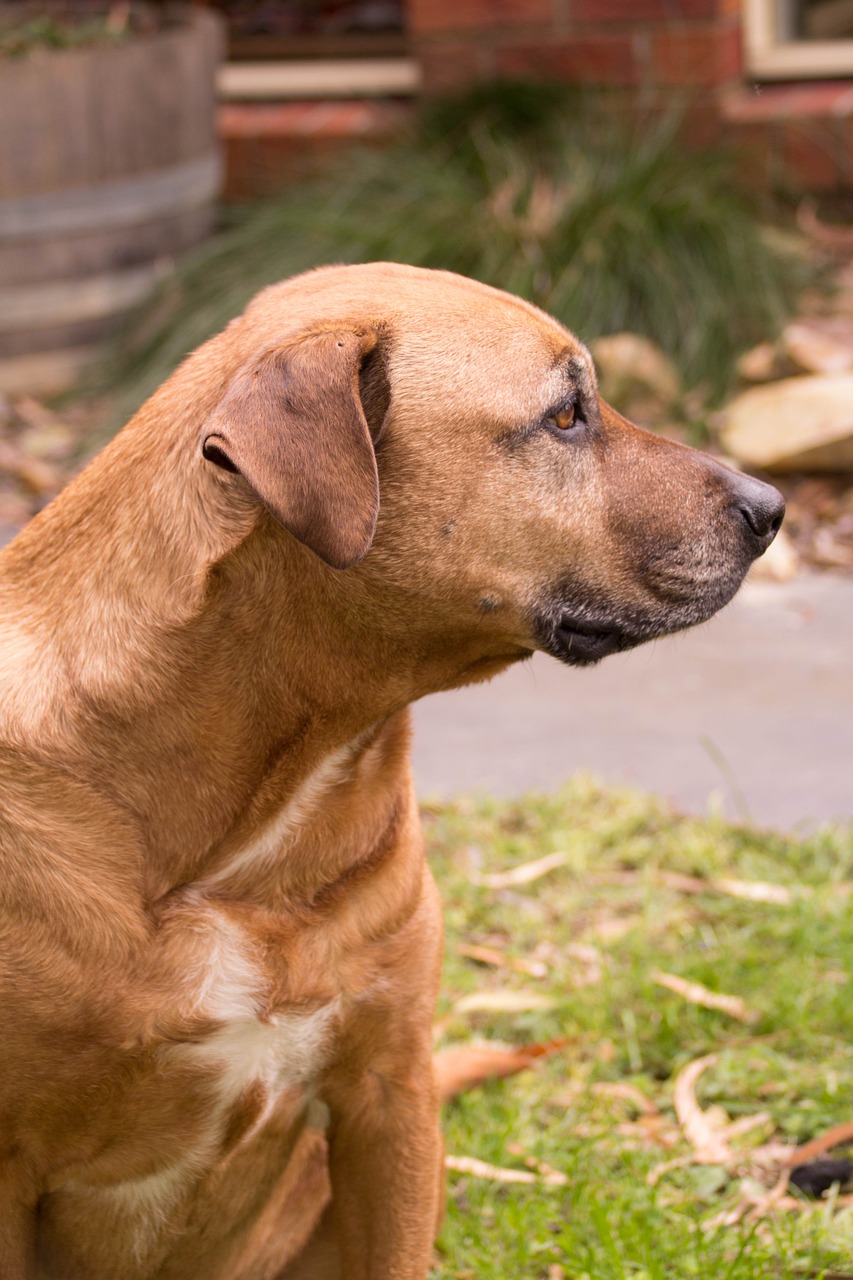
411, 573, 853, 833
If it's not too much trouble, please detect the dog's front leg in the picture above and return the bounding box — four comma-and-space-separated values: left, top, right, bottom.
325, 1049, 443, 1280
0, 1181, 37, 1278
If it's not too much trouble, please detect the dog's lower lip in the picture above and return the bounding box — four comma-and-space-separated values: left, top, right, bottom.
556, 617, 623, 659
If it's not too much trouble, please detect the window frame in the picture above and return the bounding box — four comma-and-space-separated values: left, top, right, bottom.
745, 0, 853, 77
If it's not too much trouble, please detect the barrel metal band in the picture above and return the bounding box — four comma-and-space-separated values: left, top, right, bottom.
0, 153, 221, 242
0, 261, 171, 332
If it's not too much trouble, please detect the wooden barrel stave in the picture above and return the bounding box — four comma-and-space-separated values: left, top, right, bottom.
0, 8, 223, 394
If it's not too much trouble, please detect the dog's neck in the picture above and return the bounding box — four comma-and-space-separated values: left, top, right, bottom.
0, 408, 521, 902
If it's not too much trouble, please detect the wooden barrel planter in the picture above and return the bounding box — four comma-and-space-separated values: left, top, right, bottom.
0, 5, 224, 396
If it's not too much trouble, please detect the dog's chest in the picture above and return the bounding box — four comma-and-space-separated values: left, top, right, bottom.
48, 908, 340, 1275
165, 902, 340, 1121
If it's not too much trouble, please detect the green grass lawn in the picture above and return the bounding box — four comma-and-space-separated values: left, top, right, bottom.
426, 780, 853, 1279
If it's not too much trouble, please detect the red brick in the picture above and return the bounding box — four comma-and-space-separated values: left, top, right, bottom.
407, 0, 553, 36
221, 132, 335, 201
574, 0, 720, 22
835, 114, 853, 186
416, 41, 492, 92
218, 100, 410, 199
495, 34, 643, 85
649, 22, 741, 85
779, 119, 843, 190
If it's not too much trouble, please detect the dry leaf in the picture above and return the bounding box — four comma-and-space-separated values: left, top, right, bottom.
601, 868, 794, 905
11, 396, 65, 430
778, 1194, 853, 1214
584, 915, 639, 943
470, 851, 569, 889
457, 941, 548, 979
673, 1053, 733, 1164
0, 490, 32, 526
435, 1038, 568, 1101
527, 1157, 568, 1185
704, 1167, 792, 1230
566, 942, 601, 965
624, 1115, 681, 1150
711, 877, 793, 906
590, 1081, 659, 1116
703, 1186, 762, 1230
652, 971, 758, 1024
452, 990, 556, 1015
566, 942, 603, 985
0, 439, 62, 497
445, 1154, 567, 1186
746, 1166, 792, 1221
724, 1112, 773, 1141
548, 1082, 585, 1109
647, 1153, 697, 1185
745, 1139, 795, 1170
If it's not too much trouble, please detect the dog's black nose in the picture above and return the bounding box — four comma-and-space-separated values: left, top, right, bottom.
729, 471, 786, 549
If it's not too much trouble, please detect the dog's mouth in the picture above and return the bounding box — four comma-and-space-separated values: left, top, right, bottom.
549, 616, 627, 666
534, 546, 759, 669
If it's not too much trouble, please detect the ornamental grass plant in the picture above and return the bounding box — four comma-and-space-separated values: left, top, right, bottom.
105, 81, 808, 424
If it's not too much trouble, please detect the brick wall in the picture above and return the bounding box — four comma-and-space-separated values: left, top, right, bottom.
405, 0, 853, 193
406, 0, 742, 94
214, 2, 853, 198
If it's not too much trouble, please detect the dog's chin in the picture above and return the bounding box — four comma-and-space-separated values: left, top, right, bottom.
544, 617, 630, 667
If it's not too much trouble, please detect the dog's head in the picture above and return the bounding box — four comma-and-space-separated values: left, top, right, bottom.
200, 264, 783, 671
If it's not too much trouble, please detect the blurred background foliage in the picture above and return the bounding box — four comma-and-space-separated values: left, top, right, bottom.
105, 80, 811, 423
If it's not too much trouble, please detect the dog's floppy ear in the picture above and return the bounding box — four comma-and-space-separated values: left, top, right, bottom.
201, 328, 381, 570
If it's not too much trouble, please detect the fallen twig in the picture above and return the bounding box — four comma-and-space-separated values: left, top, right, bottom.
445, 1153, 567, 1186
652, 971, 758, 1024
599, 868, 795, 906
457, 941, 548, 978
468, 850, 570, 890
452, 989, 556, 1015
785, 1120, 853, 1166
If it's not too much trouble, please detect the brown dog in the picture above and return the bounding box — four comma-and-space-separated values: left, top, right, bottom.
0, 264, 783, 1279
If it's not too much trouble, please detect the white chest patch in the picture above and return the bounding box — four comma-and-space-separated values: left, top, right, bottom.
198, 733, 369, 889
178, 906, 339, 1106
190, 1001, 341, 1111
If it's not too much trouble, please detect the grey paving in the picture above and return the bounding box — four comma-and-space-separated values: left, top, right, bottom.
411, 573, 853, 833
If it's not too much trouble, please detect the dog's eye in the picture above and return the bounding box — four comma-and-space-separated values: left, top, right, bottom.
546, 403, 581, 433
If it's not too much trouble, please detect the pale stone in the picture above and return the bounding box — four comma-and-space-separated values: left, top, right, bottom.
782, 316, 853, 375
737, 342, 782, 383
590, 332, 681, 421
747, 527, 799, 583
721, 375, 853, 472
811, 526, 853, 570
